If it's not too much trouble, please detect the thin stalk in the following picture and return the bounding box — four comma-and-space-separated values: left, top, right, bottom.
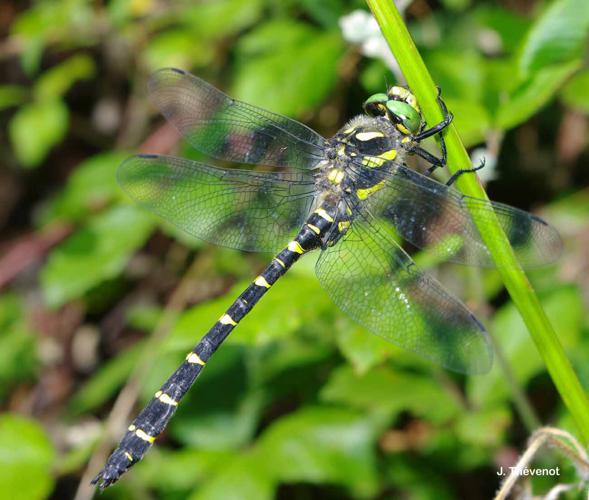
365, 0, 589, 442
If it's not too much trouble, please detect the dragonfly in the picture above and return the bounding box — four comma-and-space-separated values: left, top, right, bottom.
92, 68, 562, 489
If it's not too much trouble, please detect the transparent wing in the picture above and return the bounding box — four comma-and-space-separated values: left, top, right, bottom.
356, 163, 562, 268
315, 215, 493, 374
148, 68, 326, 170
118, 154, 316, 252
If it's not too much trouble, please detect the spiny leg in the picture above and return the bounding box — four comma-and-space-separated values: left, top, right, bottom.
412, 87, 453, 170
446, 157, 486, 186
409, 145, 446, 176
91, 207, 336, 490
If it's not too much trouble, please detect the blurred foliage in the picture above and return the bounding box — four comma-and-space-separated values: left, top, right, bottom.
0, 0, 588, 499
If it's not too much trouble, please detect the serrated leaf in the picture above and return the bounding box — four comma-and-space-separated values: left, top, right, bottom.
9, 99, 68, 168
335, 324, 396, 374
169, 346, 262, 450
467, 286, 584, 408
40, 205, 155, 307
0, 414, 55, 500
188, 454, 275, 500
321, 365, 461, 423
519, 0, 589, 75
34, 54, 95, 101
255, 407, 380, 497
496, 60, 580, 129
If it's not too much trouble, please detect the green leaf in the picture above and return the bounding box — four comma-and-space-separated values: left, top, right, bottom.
321, 365, 461, 424
335, 324, 396, 374
495, 60, 580, 129
188, 454, 275, 500
299, 0, 346, 27
0, 85, 27, 111
43, 152, 127, 223
455, 407, 511, 447
233, 23, 343, 116
68, 341, 144, 415
34, 54, 95, 101
519, 0, 589, 75
9, 99, 68, 168
560, 69, 589, 113
0, 294, 37, 401
168, 346, 264, 450
11, 0, 95, 74
444, 97, 491, 147
126, 303, 162, 332
473, 6, 531, 53
255, 407, 380, 497
143, 30, 213, 72
424, 49, 486, 103
166, 272, 333, 352
182, 0, 263, 39
0, 414, 55, 500
467, 285, 584, 408
134, 448, 233, 492
40, 205, 155, 307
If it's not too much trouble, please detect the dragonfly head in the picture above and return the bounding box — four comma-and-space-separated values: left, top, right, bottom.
363, 86, 422, 136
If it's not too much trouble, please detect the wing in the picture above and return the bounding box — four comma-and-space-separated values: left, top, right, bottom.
315, 214, 492, 374
355, 163, 562, 268
118, 154, 316, 252
148, 68, 326, 170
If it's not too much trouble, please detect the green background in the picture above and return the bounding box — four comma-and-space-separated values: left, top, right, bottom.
1, 0, 588, 498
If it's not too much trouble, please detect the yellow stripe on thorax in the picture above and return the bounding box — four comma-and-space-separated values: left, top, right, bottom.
314, 208, 334, 222
356, 180, 386, 200
361, 149, 397, 168
307, 223, 321, 235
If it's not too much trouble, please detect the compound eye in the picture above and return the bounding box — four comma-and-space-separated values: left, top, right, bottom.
387, 86, 419, 111
363, 93, 389, 116
385, 100, 422, 135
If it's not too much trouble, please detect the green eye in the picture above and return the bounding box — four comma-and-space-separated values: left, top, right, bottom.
385, 100, 421, 134
363, 93, 389, 116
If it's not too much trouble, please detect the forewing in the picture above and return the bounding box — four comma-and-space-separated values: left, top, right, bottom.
148, 68, 326, 170
118, 154, 316, 252
315, 215, 492, 374
359, 163, 562, 268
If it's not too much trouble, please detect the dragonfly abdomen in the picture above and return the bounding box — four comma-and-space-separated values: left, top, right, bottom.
92, 204, 337, 489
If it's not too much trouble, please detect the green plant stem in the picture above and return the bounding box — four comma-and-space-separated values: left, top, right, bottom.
365, 0, 589, 443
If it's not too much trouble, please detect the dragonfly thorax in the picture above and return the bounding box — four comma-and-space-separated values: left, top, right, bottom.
318, 115, 406, 203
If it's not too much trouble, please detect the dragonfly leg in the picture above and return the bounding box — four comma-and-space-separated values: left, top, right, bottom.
445, 157, 486, 186
409, 145, 445, 175
412, 87, 454, 142
411, 87, 453, 169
